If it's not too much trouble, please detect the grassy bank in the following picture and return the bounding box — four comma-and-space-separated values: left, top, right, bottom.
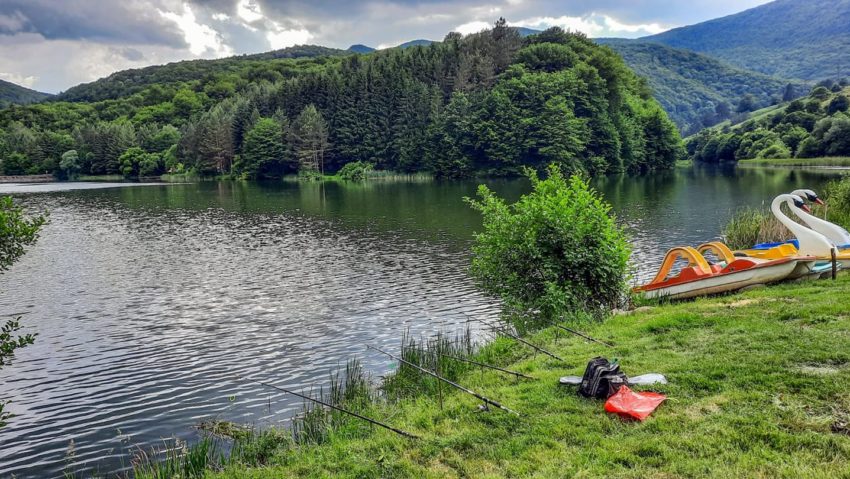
195, 276, 850, 478
76, 174, 126, 182
738, 157, 850, 168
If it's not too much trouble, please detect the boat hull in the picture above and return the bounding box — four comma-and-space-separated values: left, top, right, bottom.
638, 260, 799, 300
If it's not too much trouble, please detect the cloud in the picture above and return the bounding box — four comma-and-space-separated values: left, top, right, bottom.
0, 71, 37, 88
236, 0, 264, 23
112, 47, 146, 62
0, 10, 27, 33
454, 21, 491, 35
266, 24, 312, 49
510, 14, 669, 38
159, 3, 234, 56
0, 0, 186, 46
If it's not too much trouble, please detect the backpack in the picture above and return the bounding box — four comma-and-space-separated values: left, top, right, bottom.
579, 357, 628, 399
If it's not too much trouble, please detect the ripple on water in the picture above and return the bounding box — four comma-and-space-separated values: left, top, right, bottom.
0, 195, 500, 478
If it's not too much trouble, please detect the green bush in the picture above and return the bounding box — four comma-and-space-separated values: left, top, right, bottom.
466, 165, 631, 324
337, 161, 373, 181
757, 141, 791, 159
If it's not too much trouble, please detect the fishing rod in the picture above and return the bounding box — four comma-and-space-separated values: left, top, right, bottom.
368, 345, 519, 416
236, 375, 419, 439
441, 354, 536, 380
550, 321, 614, 348
480, 320, 566, 362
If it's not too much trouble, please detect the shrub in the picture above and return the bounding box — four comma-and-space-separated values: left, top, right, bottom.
757, 141, 791, 159
466, 165, 631, 323
811, 86, 831, 101
337, 161, 374, 181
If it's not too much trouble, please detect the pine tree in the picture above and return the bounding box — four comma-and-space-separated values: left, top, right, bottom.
291, 105, 330, 174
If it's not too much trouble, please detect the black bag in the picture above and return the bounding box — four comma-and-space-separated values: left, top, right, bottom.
579, 357, 628, 399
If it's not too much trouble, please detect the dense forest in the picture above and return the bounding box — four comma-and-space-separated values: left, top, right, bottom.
0, 80, 52, 109
643, 0, 850, 81
599, 40, 806, 136
687, 80, 850, 163
0, 21, 682, 179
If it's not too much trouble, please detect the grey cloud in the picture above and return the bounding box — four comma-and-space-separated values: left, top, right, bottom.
0, 0, 186, 47
112, 46, 146, 61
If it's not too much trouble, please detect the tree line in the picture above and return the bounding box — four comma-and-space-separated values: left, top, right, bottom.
0, 21, 683, 179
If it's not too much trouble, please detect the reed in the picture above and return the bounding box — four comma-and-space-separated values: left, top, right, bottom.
290, 358, 377, 444
130, 436, 222, 479
722, 206, 792, 250
822, 174, 850, 228
381, 328, 476, 400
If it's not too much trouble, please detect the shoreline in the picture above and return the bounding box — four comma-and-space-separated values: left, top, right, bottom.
128, 276, 850, 478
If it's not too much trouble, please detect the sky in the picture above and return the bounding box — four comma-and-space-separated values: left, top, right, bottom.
0, 0, 774, 94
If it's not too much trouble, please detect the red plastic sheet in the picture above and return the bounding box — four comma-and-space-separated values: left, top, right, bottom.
604, 386, 666, 421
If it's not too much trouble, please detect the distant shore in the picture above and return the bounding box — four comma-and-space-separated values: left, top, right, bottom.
735, 157, 850, 168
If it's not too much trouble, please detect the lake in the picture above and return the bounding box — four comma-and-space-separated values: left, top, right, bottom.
0, 165, 843, 477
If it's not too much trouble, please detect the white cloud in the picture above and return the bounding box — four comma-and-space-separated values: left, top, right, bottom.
0, 71, 37, 88
266, 23, 312, 49
454, 20, 491, 35
158, 3, 233, 56
236, 0, 264, 24
211, 12, 231, 22
512, 13, 672, 38
603, 16, 667, 35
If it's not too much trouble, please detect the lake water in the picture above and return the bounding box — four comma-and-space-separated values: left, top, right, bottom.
0, 166, 843, 477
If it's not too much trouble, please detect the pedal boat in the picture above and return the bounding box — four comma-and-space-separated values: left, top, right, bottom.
736, 194, 849, 269
634, 243, 809, 300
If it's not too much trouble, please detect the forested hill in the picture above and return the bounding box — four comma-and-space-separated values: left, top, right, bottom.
598, 39, 808, 135
0, 79, 52, 108
642, 0, 850, 80
0, 24, 682, 179
55, 45, 346, 103
687, 80, 850, 163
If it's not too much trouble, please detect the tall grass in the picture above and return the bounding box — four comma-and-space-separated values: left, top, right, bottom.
131, 436, 222, 479
738, 157, 850, 167
722, 207, 793, 250
822, 174, 850, 228
382, 328, 476, 400
291, 359, 375, 444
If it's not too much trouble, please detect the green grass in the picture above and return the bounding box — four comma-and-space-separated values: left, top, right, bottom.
160, 172, 201, 182
76, 174, 126, 182
738, 157, 850, 168
199, 276, 850, 478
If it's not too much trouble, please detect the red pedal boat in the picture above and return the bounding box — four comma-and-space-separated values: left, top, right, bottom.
634, 242, 813, 300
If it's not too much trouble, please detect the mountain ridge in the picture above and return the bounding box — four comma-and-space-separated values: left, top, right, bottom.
0, 79, 52, 108
641, 0, 850, 80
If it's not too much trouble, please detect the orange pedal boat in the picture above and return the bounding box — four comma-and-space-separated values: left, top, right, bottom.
634, 242, 813, 300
